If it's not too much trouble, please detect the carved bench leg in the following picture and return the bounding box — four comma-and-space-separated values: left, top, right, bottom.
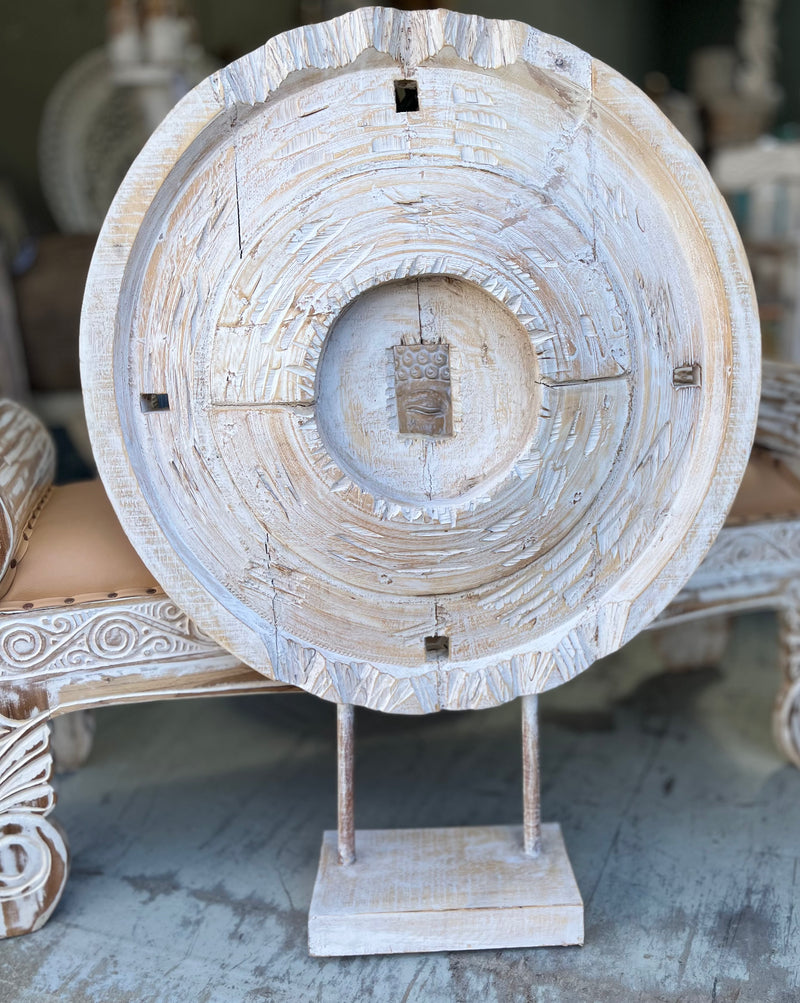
775, 601, 800, 769
51, 710, 96, 774
0, 710, 69, 937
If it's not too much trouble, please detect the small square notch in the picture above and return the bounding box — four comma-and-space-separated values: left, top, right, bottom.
394, 79, 419, 113
140, 392, 170, 412
672, 364, 702, 388
425, 635, 449, 660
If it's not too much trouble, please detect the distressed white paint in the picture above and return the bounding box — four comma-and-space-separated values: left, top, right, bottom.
308, 823, 583, 956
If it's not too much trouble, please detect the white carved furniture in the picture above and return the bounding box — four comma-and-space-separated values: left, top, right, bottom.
654, 358, 800, 767
4, 9, 760, 953
687, 0, 780, 154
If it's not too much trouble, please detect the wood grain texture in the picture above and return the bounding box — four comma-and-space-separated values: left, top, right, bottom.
336, 702, 356, 866
308, 823, 583, 956
80, 7, 760, 713
521, 693, 542, 856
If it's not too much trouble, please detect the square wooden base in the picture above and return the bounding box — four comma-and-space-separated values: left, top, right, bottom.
308, 822, 583, 956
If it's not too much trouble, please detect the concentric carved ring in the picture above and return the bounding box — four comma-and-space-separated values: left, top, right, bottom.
81, 8, 759, 712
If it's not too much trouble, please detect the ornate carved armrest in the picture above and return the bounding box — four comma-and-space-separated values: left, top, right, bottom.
755, 359, 800, 460
0, 400, 55, 599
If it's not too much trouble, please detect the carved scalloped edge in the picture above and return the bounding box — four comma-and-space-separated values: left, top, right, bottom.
210, 8, 590, 110
269, 603, 631, 714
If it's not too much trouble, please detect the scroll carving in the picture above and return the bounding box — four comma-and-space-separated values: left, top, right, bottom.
0, 599, 219, 679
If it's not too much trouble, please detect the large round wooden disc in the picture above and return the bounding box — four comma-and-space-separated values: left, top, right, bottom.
81, 8, 760, 713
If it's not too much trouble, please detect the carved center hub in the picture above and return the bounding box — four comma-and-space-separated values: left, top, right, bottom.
315, 275, 540, 509
393, 344, 452, 438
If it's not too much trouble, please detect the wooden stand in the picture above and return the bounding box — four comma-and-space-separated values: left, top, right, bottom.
67, 6, 761, 954
308, 697, 584, 956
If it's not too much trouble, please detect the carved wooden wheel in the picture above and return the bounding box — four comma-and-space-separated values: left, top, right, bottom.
81, 8, 759, 713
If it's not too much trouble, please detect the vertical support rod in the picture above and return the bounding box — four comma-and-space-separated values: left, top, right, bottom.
337, 703, 356, 866
521, 694, 542, 857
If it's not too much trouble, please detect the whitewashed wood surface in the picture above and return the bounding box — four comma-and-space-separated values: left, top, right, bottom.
81, 7, 760, 713
0, 402, 54, 598
309, 823, 583, 955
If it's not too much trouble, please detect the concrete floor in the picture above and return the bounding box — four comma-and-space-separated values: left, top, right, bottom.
1, 612, 798, 1002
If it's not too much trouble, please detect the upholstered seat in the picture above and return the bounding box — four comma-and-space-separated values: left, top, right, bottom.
1, 479, 160, 611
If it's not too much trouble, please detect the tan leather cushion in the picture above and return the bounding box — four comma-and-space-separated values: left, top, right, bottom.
1, 480, 161, 610
728, 447, 800, 523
